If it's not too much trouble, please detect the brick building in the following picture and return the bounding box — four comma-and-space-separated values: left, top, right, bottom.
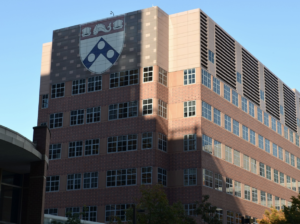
38, 6, 300, 223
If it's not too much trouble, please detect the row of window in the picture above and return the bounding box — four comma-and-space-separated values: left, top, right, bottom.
202, 100, 300, 171
202, 134, 300, 193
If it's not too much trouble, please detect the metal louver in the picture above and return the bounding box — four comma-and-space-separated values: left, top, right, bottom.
200, 12, 208, 70
283, 84, 297, 132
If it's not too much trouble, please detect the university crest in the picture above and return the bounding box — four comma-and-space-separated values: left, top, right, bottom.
79, 15, 125, 74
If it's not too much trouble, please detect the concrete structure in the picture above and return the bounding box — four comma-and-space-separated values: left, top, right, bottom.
38, 6, 300, 223
0, 125, 50, 224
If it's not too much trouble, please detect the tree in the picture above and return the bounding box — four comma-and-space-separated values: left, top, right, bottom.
282, 195, 300, 224
51, 207, 87, 224
257, 207, 286, 224
195, 195, 222, 224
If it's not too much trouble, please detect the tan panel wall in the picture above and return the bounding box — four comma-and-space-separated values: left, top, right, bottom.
259, 62, 266, 112
278, 80, 285, 124
208, 17, 216, 77
157, 8, 169, 71
40, 42, 52, 95
236, 42, 243, 95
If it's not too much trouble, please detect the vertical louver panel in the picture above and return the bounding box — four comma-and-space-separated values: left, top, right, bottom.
242, 49, 260, 106
264, 68, 279, 120
200, 12, 208, 70
215, 25, 236, 89
283, 84, 297, 132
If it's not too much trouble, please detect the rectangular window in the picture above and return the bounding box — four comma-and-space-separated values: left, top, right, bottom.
158, 168, 167, 186
216, 209, 223, 222
281, 199, 286, 210
42, 94, 48, 108
72, 79, 86, 95
184, 101, 196, 117
109, 101, 138, 120
141, 167, 152, 185
275, 197, 280, 210
242, 97, 248, 113
143, 66, 153, 82
85, 139, 99, 156
158, 100, 167, 119
203, 169, 213, 188
243, 155, 249, 171
202, 69, 211, 89
225, 146, 232, 163
232, 90, 238, 107
106, 169, 135, 187
46, 176, 60, 192
234, 150, 240, 167
257, 107, 262, 122
280, 173, 285, 187
185, 68, 196, 85
274, 169, 278, 183
285, 151, 290, 164
214, 140, 221, 158
264, 112, 269, 127
266, 166, 271, 180
214, 108, 221, 126
159, 67, 167, 86
83, 172, 98, 189
50, 113, 63, 129
251, 158, 257, 174
237, 72, 242, 84
142, 133, 153, 149
233, 120, 239, 136
290, 130, 294, 143
110, 69, 139, 88
227, 211, 234, 224
260, 90, 265, 101
158, 133, 167, 152
184, 134, 196, 151
82, 206, 97, 222
244, 185, 250, 200
67, 174, 81, 190
252, 188, 258, 203
265, 139, 270, 153
292, 178, 296, 191
236, 213, 242, 224
105, 204, 133, 222
213, 77, 220, 95
267, 194, 273, 208
272, 143, 277, 157
142, 99, 153, 115
277, 121, 282, 135
208, 50, 214, 63
250, 130, 255, 145
69, 141, 82, 158
86, 107, 101, 123
280, 105, 284, 115
284, 126, 288, 139
214, 173, 223, 191
225, 115, 231, 132
259, 135, 264, 150
184, 168, 197, 186
226, 178, 233, 195
272, 117, 276, 131
291, 154, 295, 166
70, 109, 84, 126
260, 162, 265, 177
88, 76, 102, 92
234, 181, 241, 197
51, 83, 65, 98
298, 158, 300, 170
202, 101, 212, 121
49, 144, 61, 160
296, 135, 299, 147
184, 204, 197, 216
242, 125, 248, 141
261, 191, 266, 206
249, 102, 254, 117
66, 207, 80, 217
202, 134, 212, 154
224, 84, 230, 101
45, 208, 58, 215
287, 176, 291, 189
278, 147, 283, 160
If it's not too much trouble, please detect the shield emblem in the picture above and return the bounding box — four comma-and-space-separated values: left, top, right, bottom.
79, 15, 125, 74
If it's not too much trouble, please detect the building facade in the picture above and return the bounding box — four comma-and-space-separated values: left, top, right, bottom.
38, 6, 300, 223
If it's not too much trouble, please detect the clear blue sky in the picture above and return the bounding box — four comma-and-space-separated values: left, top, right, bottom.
0, 0, 299, 140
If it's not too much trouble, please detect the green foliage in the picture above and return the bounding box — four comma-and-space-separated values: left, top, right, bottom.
257, 206, 286, 224
195, 195, 222, 224
282, 194, 300, 224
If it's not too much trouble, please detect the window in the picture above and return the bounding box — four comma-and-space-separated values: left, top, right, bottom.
69, 141, 82, 158
51, 83, 65, 98
158, 133, 167, 152
202, 101, 211, 121
227, 211, 234, 224
278, 147, 283, 160
225, 146, 232, 163
257, 108, 262, 122
290, 130, 294, 143
86, 107, 101, 123
88, 76, 102, 92
272, 117, 276, 131
142, 132, 153, 149
216, 209, 223, 222
200, 69, 211, 89
292, 178, 296, 191
184, 204, 197, 216
265, 139, 270, 153
107, 169, 136, 187
209, 50, 214, 63
291, 154, 295, 166
225, 115, 231, 132
184, 101, 196, 117
203, 169, 213, 188
213, 77, 220, 95
158, 168, 167, 186
233, 120, 239, 136
242, 97, 248, 113
202, 135, 212, 154
110, 69, 139, 88
67, 174, 81, 190
264, 112, 269, 127
236, 213, 242, 224
280, 173, 285, 187
250, 130, 255, 145
259, 135, 264, 149
85, 139, 99, 156
42, 94, 49, 108
280, 105, 284, 115
41, 122, 47, 126
214, 173, 222, 191
214, 108, 221, 126
232, 90, 238, 107
46, 176, 59, 192
261, 191, 266, 206
274, 170, 278, 183
66, 207, 80, 217
184, 168, 197, 186
251, 158, 257, 174
275, 197, 280, 210
267, 194, 273, 208
259, 162, 265, 177
109, 101, 138, 120
296, 135, 299, 147
72, 79, 85, 95
298, 158, 300, 170
158, 100, 167, 118
105, 204, 133, 222
224, 84, 230, 101
260, 90, 265, 101
184, 134, 196, 151
272, 143, 277, 157
234, 181, 241, 197
252, 188, 258, 203
108, 134, 137, 153
45, 208, 58, 215
141, 167, 152, 185
281, 199, 286, 210
285, 151, 290, 164
143, 66, 153, 82
159, 67, 167, 86
244, 185, 250, 200
248, 103, 254, 118
214, 140, 221, 158
185, 68, 196, 85
242, 125, 248, 141
84, 172, 98, 189
49, 144, 61, 160
142, 99, 153, 115
277, 121, 282, 135
49, 113, 63, 129
237, 72, 242, 84
82, 206, 97, 222
70, 110, 84, 126
284, 126, 288, 139
243, 155, 249, 171
287, 176, 291, 189
234, 150, 240, 166
266, 166, 271, 180
226, 178, 233, 195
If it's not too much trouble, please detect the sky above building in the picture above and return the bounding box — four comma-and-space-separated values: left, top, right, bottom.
0, 0, 299, 140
